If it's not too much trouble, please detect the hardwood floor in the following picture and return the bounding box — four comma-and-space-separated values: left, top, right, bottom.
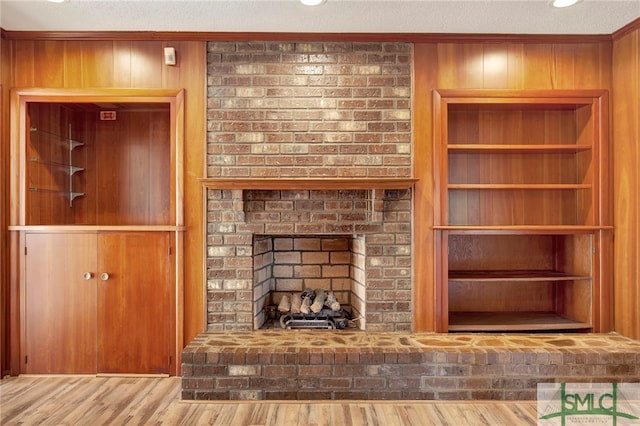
0, 376, 538, 425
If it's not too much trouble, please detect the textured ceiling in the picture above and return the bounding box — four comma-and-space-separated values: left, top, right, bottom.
1, 0, 639, 35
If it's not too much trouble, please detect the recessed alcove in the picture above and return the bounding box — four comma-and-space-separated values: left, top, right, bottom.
253, 233, 366, 330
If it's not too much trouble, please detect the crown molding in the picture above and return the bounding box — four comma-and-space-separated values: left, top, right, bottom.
0, 30, 614, 44
612, 17, 640, 40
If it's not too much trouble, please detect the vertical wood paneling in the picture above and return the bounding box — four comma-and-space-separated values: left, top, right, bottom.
412, 43, 438, 331
33, 41, 65, 87
12, 41, 35, 87
63, 41, 84, 87
149, 110, 172, 225
522, 44, 555, 89
553, 44, 576, 88
173, 41, 207, 343
613, 29, 640, 340
112, 41, 133, 87
82, 41, 115, 87
130, 41, 163, 88
507, 44, 525, 88
482, 44, 509, 88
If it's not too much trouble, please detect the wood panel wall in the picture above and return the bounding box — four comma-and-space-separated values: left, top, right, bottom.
613, 28, 640, 340
0, 39, 206, 374
1, 35, 9, 375
413, 41, 614, 331
1, 29, 638, 374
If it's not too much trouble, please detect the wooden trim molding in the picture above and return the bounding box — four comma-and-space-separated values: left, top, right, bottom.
200, 178, 418, 190
612, 17, 640, 40
0, 29, 614, 44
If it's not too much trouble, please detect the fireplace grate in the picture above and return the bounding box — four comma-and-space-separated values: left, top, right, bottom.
279, 309, 352, 330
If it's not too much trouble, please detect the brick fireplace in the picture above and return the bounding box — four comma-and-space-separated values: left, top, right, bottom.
204, 41, 413, 332
182, 40, 640, 401
205, 187, 412, 332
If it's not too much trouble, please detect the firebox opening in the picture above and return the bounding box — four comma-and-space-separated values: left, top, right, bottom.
253, 234, 366, 330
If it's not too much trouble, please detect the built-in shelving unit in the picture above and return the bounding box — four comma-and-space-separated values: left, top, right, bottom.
433, 89, 611, 332
9, 89, 186, 376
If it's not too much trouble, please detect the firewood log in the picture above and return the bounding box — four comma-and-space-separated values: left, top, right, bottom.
290, 293, 302, 314
278, 294, 291, 313
310, 289, 326, 313
300, 294, 313, 314
325, 291, 341, 311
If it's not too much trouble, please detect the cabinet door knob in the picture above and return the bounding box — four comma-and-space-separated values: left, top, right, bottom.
100, 273, 110, 281
83, 272, 93, 280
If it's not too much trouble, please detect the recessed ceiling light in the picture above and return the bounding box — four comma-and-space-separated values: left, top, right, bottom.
300, 0, 327, 6
550, 0, 580, 7
48, 0, 69, 3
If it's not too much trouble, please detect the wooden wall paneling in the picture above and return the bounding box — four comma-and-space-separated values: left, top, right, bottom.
482, 44, 509, 89
173, 41, 207, 344
33, 41, 65, 87
62, 41, 84, 88
613, 29, 640, 339
522, 44, 555, 89
130, 41, 163, 88
149, 110, 172, 225
128, 111, 152, 223
506, 44, 525, 89
112, 41, 133, 88
48, 105, 68, 224
82, 41, 115, 88
573, 43, 609, 88
95, 116, 124, 225
551, 44, 577, 89
12, 41, 35, 88
73, 111, 96, 225
1, 36, 6, 375
412, 43, 438, 331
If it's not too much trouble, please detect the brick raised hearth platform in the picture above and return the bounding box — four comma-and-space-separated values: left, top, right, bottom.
181, 331, 640, 401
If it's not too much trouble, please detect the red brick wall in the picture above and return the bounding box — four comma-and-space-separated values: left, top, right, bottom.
206, 42, 412, 179
205, 42, 413, 332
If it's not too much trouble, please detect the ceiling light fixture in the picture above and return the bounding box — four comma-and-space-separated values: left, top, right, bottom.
47, 0, 69, 3
550, 0, 580, 7
300, 0, 327, 6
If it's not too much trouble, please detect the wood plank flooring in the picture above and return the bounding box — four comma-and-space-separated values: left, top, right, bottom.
0, 376, 538, 425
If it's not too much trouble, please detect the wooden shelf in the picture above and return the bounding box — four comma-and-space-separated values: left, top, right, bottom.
448, 312, 592, 332
9, 225, 186, 232
448, 184, 591, 190
448, 144, 592, 153
433, 225, 611, 234
448, 270, 590, 282
200, 178, 418, 190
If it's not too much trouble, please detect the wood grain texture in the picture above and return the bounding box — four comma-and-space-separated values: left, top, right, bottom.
613, 28, 640, 340
0, 376, 538, 426
97, 232, 172, 375
23, 233, 98, 374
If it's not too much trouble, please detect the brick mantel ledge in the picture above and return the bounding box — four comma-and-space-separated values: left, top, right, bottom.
199, 178, 418, 190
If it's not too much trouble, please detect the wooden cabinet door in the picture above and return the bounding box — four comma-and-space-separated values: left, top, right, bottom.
97, 232, 171, 374
24, 233, 98, 374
